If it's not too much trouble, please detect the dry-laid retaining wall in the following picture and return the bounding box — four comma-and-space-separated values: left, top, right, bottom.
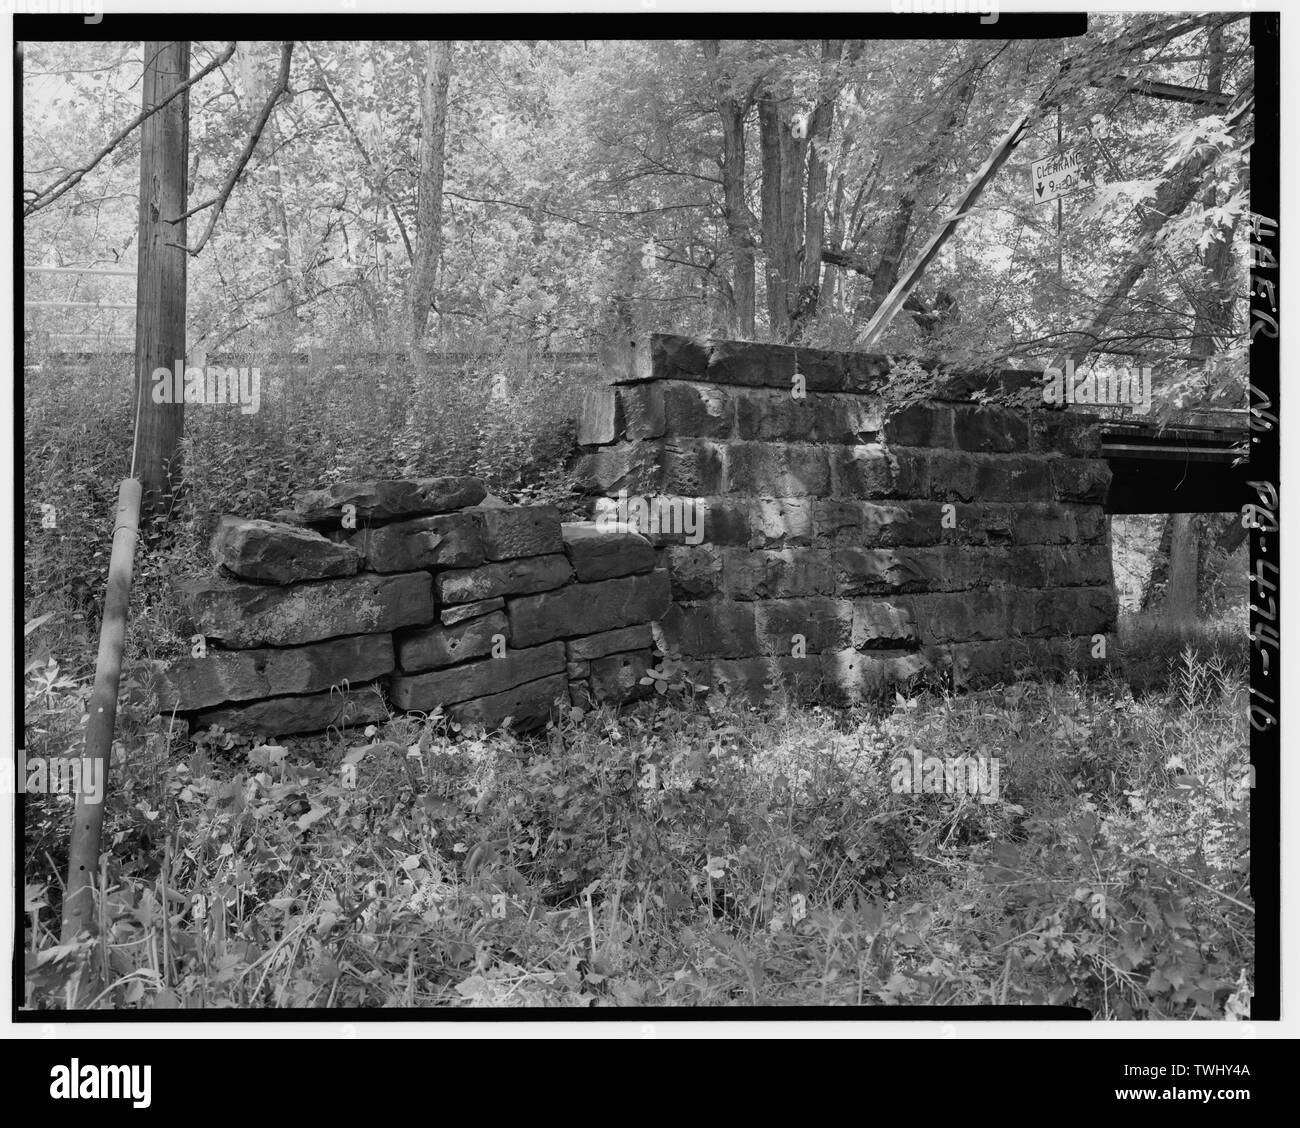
162, 478, 669, 736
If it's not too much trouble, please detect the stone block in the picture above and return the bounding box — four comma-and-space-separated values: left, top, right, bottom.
678, 657, 776, 698
389, 641, 566, 710
721, 548, 835, 600
508, 569, 672, 647
657, 381, 734, 438
566, 624, 655, 661
1010, 503, 1077, 546
577, 387, 617, 446
734, 389, 884, 444
1051, 457, 1112, 503
347, 512, 484, 573
833, 548, 936, 595
659, 601, 758, 659
158, 633, 394, 712
903, 591, 1008, 644
727, 442, 831, 496
1012, 586, 1115, 639
821, 649, 930, 701
573, 442, 664, 496
750, 498, 813, 547
436, 554, 572, 604
397, 611, 508, 672
951, 404, 1030, 452
469, 504, 563, 561
211, 516, 362, 584
562, 521, 657, 580
178, 570, 433, 648
192, 684, 388, 737
829, 444, 896, 498
446, 673, 569, 731
851, 600, 920, 648
294, 476, 485, 523
973, 455, 1055, 502
1029, 412, 1104, 456
620, 383, 668, 439
697, 497, 754, 546
756, 598, 852, 655
664, 544, 724, 600
662, 440, 727, 495
882, 402, 954, 448
600, 333, 710, 384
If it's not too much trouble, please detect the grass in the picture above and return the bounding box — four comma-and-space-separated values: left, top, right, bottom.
22, 636, 1251, 1014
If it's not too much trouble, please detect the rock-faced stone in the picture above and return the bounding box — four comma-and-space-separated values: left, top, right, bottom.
562, 521, 657, 581
951, 405, 1030, 452
727, 442, 831, 496
294, 476, 486, 523
565, 623, 655, 661
397, 611, 509, 672
573, 442, 664, 496
178, 570, 434, 648
578, 387, 618, 446
508, 569, 672, 647
446, 673, 569, 731
659, 600, 758, 659
436, 554, 573, 604
663, 544, 724, 600
721, 548, 835, 600
192, 683, 388, 737
883, 403, 954, 448
756, 598, 853, 655
851, 600, 920, 649
829, 445, 896, 498
347, 512, 484, 573
658, 382, 734, 438
389, 641, 565, 710
212, 516, 362, 584
470, 505, 564, 561
158, 634, 395, 712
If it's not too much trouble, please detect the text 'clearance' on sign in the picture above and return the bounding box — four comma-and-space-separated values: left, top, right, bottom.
1030, 147, 1095, 204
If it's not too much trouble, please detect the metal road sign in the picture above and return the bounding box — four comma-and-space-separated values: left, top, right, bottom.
1030, 147, 1095, 204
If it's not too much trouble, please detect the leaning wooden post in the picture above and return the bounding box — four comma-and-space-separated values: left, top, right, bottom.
856, 109, 1032, 351
62, 478, 142, 949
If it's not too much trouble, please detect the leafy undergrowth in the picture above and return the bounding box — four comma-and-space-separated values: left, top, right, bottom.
24, 647, 1252, 1015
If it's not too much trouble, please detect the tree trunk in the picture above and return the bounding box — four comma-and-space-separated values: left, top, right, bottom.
703, 40, 755, 338
792, 39, 842, 337
757, 89, 795, 340
409, 40, 453, 372
133, 40, 189, 519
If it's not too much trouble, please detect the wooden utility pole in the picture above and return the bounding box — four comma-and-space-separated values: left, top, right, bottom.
133, 40, 189, 518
